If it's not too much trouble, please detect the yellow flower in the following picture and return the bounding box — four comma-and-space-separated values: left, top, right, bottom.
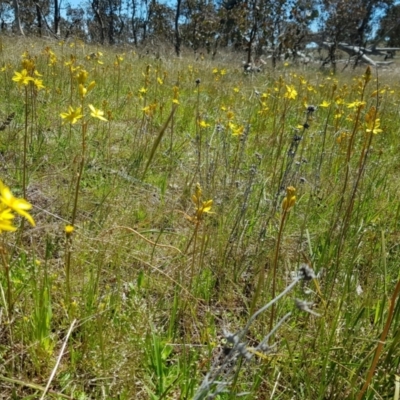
200, 200, 213, 214
335, 97, 345, 105
0, 182, 35, 226
87, 81, 96, 92
365, 107, 382, 135
0, 208, 17, 232
228, 122, 244, 136
212, 68, 218, 74
21, 58, 35, 72
65, 225, 74, 235
284, 85, 297, 100
281, 186, 296, 212
75, 69, 88, 84
172, 86, 179, 104
226, 111, 235, 120
88, 104, 107, 121
157, 77, 163, 85
187, 183, 214, 224
79, 84, 87, 98
233, 87, 240, 93
347, 100, 366, 109
199, 120, 210, 128
12, 69, 33, 86
48, 54, 57, 66
138, 87, 147, 95
334, 109, 344, 119
319, 100, 331, 108
33, 78, 45, 90
142, 103, 157, 117
60, 106, 83, 125
220, 69, 227, 76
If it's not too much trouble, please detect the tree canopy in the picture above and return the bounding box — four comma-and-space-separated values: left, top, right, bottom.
4, 0, 399, 62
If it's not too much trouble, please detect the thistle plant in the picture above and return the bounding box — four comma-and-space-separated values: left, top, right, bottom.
194, 264, 318, 400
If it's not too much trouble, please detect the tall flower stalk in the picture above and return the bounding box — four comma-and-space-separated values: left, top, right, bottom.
12, 58, 45, 197
185, 183, 213, 288
59, 70, 106, 308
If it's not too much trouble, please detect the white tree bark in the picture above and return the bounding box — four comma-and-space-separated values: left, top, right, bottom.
12, 0, 24, 36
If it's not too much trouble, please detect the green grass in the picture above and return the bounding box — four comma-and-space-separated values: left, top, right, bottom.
0, 35, 400, 399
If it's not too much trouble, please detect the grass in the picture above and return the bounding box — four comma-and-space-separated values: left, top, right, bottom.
0, 35, 400, 399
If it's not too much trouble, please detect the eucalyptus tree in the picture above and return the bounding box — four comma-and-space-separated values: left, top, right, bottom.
318, 0, 394, 69
12, 0, 24, 35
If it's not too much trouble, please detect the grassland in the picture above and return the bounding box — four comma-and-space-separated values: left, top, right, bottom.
0, 36, 400, 399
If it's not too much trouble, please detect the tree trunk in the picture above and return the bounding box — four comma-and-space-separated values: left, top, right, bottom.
91, 0, 105, 45
174, 0, 182, 56
36, 3, 42, 36
54, 0, 61, 36
131, 0, 138, 46
12, 0, 24, 36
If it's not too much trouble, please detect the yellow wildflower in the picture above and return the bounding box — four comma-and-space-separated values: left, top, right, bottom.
335, 97, 345, 105
347, 100, 366, 109
172, 86, 179, 104
187, 183, 214, 224
319, 100, 331, 108
79, 84, 87, 98
60, 106, 83, 125
89, 104, 108, 121
228, 122, 244, 136
65, 225, 74, 235
284, 85, 297, 100
33, 78, 45, 90
12, 69, 33, 86
226, 111, 235, 120
0, 208, 17, 232
365, 107, 382, 135
199, 120, 210, 128
75, 69, 88, 84
282, 186, 296, 212
0, 182, 35, 226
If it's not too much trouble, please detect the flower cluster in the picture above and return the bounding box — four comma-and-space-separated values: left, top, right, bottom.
186, 183, 213, 224
12, 53, 45, 91
59, 69, 107, 124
